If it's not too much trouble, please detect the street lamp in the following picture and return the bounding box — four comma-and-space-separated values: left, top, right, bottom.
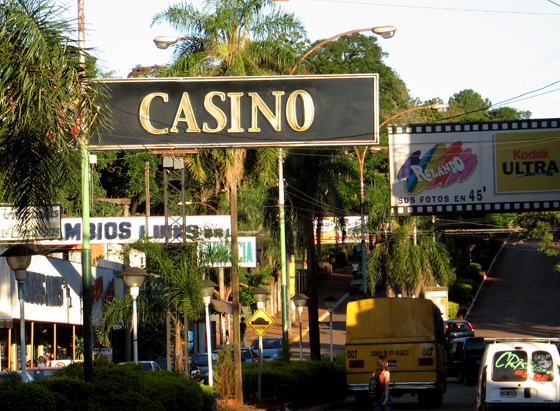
1, 244, 36, 382
153, 36, 205, 49
201, 279, 217, 389
119, 267, 150, 364
355, 103, 450, 297
292, 293, 309, 361
251, 287, 271, 402
289, 26, 396, 75
323, 296, 338, 362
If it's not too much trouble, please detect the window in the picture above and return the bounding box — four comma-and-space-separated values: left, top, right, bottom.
492, 350, 527, 381
532, 351, 554, 382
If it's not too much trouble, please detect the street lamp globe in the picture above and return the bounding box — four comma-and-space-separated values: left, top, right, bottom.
251, 287, 270, 308
323, 296, 338, 313
292, 293, 309, 309
2, 244, 35, 282
201, 279, 218, 304
153, 36, 180, 49
119, 267, 150, 296
372, 26, 397, 39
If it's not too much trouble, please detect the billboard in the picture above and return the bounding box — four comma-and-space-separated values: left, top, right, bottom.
0, 206, 61, 241
389, 118, 560, 216
313, 216, 364, 244
92, 74, 379, 150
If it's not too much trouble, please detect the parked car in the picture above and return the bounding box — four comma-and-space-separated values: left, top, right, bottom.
251, 336, 283, 361
0, 371, 34, 382
117, 360, 161, 372
155, 357, 202, 381
446, 337, 468, 378
476, 338, 560, 410
444, 319, 474, 340
27, 367, 62, 381
191, 353, 216, 384
241, 347, 258, 363
459, 337, 496, 386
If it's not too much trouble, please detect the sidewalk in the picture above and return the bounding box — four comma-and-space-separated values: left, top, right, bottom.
244, 265, 355, 360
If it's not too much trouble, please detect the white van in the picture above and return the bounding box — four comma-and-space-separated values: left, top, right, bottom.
476, 338, 560, 410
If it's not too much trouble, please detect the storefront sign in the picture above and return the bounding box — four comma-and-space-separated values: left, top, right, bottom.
93, 75, 380, 150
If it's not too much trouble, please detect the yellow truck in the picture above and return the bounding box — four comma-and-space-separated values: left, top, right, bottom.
346, 298, 447, 407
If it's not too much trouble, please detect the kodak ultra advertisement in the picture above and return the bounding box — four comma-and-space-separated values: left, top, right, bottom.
389, 118, 560, 216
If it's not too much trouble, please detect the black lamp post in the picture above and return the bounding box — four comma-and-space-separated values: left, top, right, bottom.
323, 296, 338, 361
201, 279, 217, 389
292, 293, 309, 361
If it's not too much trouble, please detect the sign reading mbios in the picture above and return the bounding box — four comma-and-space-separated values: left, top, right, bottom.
92, 74, 379, 150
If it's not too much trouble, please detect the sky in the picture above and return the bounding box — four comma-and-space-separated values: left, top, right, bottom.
56, 0, 560, 120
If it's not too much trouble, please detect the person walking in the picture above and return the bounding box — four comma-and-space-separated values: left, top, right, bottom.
373, 355, 392, 411
240, 317, 247, 347
352, 261, 360, 278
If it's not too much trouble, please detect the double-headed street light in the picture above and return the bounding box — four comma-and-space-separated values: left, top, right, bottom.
119, 267, 150, 364
201, 279, 217, 389
1, 244, 36, 382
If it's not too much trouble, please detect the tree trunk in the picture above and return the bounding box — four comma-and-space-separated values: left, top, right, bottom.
303, 215, 321, 360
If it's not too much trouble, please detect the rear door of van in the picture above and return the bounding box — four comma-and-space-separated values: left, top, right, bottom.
488, 345, 559, 406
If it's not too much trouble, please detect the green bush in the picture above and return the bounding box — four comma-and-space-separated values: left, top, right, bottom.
242, 356, 346, 404
0, 380, 56, 411
448, 301, 459, 319
40, 378, 93, 411
451, 280, 473, 303
51, 359, 211, 411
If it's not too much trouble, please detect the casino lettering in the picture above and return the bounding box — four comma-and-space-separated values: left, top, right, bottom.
138, 90, 315, 135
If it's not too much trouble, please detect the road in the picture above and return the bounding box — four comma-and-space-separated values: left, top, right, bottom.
317, 234, 559, 411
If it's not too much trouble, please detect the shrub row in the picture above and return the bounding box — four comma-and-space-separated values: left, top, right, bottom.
0, 359, 212, 411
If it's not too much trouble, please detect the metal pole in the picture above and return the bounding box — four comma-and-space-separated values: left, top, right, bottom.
205, 302, 213, 389
279, 149, 289, 341
298, 308, 303, 361
132, 295, 138, 364
258, 335, 263, 402
18, 281, 26, 382
329, 311, 333, 362
78, 0, 93, 384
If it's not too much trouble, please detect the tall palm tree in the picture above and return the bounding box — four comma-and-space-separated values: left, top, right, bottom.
152, 1, 306, 399
0, 0, 105, 236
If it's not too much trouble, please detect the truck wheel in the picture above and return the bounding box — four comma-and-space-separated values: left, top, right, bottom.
354, 391, 370, 409
418, 390, 443, 408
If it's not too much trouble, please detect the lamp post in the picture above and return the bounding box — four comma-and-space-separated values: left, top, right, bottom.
292, 293, 308, 360
119, 267, 150, 364
251, 287, 271, 402
153, 36, 205, 49
323, 296, 337, 362
201, 279, 217, 389
355, 103, 449, 297
289, 26, 396, 75
1, 245, 35, 382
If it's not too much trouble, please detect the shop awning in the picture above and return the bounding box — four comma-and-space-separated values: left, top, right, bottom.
0, 311, 13, 328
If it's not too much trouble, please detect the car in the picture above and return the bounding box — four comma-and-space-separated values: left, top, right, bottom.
0, 371, 34, 382
191, 353, 216, 384
155, 357, 202, 381
459, 337, 496, 386
251, 336, 283, 361
444, 319, 474, 340
27, 367, 62, 381
446, 337, 468, 378
241, 347, 258, 363
117, 360, 161, 372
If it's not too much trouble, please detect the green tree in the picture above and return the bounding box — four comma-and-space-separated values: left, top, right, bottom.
0, 0, 106, 235
368, 218, 456, 297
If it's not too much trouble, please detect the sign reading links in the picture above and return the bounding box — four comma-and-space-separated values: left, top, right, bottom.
93, 75, 379, 150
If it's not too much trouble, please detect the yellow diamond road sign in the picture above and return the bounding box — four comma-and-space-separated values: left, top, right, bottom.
247, 308, 275, 336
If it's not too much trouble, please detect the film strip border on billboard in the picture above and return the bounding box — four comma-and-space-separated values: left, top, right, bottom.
388, 118, 560, 135
391, 200, 560, 216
